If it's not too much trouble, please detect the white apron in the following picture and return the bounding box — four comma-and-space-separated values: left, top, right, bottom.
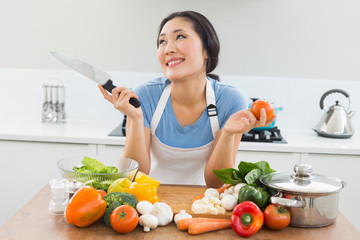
149, 79, 219, 186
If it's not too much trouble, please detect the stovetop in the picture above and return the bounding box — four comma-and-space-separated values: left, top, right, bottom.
108, 116, 126, 137
241, 127, 287, 143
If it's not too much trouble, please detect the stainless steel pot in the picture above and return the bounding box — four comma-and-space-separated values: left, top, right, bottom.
260, 163, 346, 227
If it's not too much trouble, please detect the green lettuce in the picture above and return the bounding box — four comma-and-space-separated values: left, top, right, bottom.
73, 156, 118, 174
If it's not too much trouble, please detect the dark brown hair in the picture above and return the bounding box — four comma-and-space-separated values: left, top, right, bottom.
157, 11, 220, 81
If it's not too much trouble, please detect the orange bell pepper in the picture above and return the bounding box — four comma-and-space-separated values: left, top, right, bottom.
127, 182, 159, 204
65, 186, 107, 227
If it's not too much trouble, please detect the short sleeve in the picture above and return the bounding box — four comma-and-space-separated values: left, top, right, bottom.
214, 82, 249, 129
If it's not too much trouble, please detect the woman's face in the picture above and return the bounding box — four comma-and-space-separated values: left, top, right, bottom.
157, 17, 208, 82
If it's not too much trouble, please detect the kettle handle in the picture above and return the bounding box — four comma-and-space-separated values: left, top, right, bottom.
319, 89, 350, 110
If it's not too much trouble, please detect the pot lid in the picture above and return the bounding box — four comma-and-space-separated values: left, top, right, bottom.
260, 163, 346, 194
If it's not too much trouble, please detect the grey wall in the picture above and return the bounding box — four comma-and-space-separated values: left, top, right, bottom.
1, 0, 359, 80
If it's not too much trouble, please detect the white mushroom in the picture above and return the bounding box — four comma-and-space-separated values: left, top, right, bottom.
220, 192, 226, 199
174, 210, 192, 224
234, 183, 246, 195
221, 194, 238, 211
204, 188, 219, 198
226, 186, 235, 194
139, 214, 158, 232
136, 201, 154, 215
151, 202, 173, 226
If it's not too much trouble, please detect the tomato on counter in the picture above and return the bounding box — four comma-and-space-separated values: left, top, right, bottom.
264, 204, 291, 230
110, 205, 139, 234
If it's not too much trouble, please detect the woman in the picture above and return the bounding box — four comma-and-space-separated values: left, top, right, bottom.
99, 11, 274, 187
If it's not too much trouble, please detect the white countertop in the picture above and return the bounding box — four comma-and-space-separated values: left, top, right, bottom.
0, 119, 125, 145
1, 118, 359, 155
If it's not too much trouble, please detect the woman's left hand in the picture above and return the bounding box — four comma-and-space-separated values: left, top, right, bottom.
223, 109, 276, 135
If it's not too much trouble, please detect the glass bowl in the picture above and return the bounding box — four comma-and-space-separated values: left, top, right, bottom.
57, 155, 139, 191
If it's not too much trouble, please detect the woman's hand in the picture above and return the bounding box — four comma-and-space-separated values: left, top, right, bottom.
98, 85, 142, 119
223, 109, 276, 135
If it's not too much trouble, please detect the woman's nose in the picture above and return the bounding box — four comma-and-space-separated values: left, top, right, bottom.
165, 41, 176, 54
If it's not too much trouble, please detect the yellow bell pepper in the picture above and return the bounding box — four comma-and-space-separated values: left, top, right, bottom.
127, 182, 159, 204
134, 171, 160, 188
107, 178, 132, 194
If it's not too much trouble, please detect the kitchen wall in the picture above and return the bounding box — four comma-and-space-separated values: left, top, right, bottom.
0, 0, 359, 129
0, 68, 359, 131
1, 0, 360, 80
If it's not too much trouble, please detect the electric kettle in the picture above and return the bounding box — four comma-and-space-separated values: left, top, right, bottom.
314, 89, 355, 138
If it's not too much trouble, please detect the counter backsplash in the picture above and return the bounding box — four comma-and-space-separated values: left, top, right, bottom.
1, 68, 359, 131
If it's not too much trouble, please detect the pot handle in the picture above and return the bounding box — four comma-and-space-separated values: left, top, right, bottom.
270, 196, 305, 208
319, 89, 350, 110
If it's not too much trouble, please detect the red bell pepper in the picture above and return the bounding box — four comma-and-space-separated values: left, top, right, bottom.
231, 201, 264, 238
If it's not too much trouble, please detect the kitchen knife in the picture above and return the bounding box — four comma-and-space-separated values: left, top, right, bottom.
50, 51, 141, 108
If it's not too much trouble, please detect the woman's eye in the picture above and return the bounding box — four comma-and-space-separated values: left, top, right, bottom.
159, 39, 166, 45
176, 34, 186, 40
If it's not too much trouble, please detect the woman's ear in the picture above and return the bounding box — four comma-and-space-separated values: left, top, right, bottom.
203, 49, 208, 60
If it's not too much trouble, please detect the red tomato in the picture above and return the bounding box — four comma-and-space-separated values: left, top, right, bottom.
96, 190, 107, 198
110, 205, 139, 234
264, 204, 291, 230
250, 100, 275, 122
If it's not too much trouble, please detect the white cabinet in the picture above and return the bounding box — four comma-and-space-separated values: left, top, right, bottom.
0, 140, 96, 227
236, 150, 301, 172
300, 153, 360, 231
97, 144, 124, 156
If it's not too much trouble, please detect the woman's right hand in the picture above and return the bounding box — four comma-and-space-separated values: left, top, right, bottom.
223, 108, 276, 135
98, 85, 142, 119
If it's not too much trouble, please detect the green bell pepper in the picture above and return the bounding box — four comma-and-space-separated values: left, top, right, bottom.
238, 185, 269, 210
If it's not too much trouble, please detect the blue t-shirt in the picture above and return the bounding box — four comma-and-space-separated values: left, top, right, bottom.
134, 77, 248, 148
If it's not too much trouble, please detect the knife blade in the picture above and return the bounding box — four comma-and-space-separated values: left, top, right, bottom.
50, 51, 141, 108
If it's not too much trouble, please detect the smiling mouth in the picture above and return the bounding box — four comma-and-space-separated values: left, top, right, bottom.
167, 59, 184, 68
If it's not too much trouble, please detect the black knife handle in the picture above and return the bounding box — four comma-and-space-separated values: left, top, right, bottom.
102, 79, 141, 108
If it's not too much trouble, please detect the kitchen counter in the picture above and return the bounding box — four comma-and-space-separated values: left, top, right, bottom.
2, 118, 360, 231
1, 118, 360, 155
0, 184, 359, 240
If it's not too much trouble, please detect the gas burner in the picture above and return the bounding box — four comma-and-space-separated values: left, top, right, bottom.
241, 127, 287, 143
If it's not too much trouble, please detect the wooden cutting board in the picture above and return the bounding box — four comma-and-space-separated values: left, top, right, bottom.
157, 184, 232, 219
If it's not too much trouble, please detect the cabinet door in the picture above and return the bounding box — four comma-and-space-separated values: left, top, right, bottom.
301, 153, 360, 231
236, 150, 300, 172
0, 140, 96, 227
97, 144, 124, 156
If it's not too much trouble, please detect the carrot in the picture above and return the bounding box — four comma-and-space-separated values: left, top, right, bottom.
191, 194, 205, 203
177, 218, 231, 231
188, 221, 232, 235
191, 184, 233, 203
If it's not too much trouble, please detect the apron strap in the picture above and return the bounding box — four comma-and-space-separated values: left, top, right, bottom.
150, 83, 171, 131
206, 79, 219, 139
150, 79, 219, 139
